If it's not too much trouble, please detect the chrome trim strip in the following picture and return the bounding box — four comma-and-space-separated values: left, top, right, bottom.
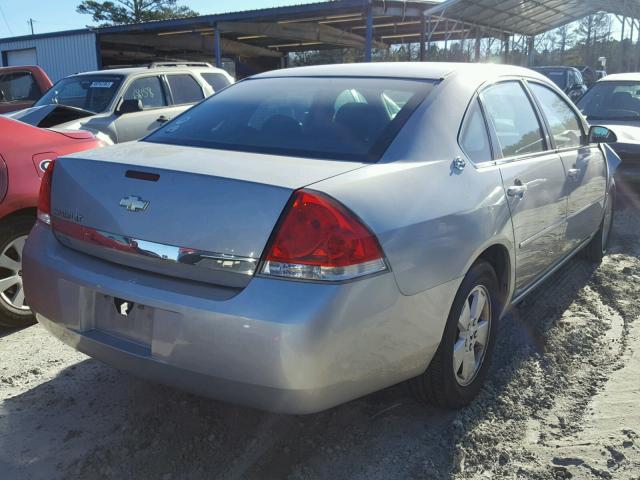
51, 217, 257, 276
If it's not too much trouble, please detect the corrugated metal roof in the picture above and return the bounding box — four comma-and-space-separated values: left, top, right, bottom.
425, 0, 640, 37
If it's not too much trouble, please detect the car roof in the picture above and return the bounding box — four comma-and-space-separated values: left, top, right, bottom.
69, 66, 228, 77
253, 62, 549, 83
597, 72, 640, 82
533, 66, 575, 72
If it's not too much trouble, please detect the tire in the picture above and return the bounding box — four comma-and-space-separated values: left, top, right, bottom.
582, 184, 615, 263
409, 260, 500, 408
0, 216, 36, 328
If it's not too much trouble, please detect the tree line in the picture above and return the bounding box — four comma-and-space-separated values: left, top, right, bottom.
293, 13, 640, 74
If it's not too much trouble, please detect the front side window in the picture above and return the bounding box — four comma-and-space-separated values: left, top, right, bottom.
167, 74, 204, 105
123, 76, 167, 109
35, 75, 122, 113
481, 82, 546, 158
459, 99, 492, 163
530, 83, 583, 149
146, 76, 435, 162
0, 71, 40, 102
578, 81, 640, 120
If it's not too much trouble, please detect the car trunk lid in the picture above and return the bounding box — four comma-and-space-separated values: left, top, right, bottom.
50, 142, 366, 288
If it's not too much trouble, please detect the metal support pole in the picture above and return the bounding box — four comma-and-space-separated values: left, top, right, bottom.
419, 14, 426, 61
214, 25, 222, 68
364, 1, 373, 62
527, 36, 535, 67
502, 34, 510, 64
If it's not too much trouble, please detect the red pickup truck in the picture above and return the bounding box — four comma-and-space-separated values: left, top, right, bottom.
0, 66, 52, 114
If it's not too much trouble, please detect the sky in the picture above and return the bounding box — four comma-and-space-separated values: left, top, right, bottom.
0, 0, 322, 37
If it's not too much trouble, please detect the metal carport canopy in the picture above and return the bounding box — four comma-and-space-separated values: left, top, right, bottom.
424, 0, 640, 37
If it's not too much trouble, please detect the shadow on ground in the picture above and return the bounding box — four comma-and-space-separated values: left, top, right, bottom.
0, 324, 30, 339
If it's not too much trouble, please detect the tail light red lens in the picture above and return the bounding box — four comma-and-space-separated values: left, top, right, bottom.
37, 159, 55, 225
261, 190, 387, 281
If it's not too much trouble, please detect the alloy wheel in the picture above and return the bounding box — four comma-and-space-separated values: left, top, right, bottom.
0, 235, 29, 314
453, 285, 491, 387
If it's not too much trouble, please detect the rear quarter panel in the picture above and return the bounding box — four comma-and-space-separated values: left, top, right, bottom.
0, 121, 102, 219
311, 74, 516, 300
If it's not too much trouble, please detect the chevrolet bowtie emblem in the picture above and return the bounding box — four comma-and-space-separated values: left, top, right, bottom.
119, 195, 149, 212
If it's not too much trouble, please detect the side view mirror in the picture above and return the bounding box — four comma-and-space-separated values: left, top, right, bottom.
117, 98, 143, 115
589, 125, 617, 144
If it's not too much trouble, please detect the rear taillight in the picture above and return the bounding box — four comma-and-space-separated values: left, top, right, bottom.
37, 159, 55, 225
260, 189, 387, 281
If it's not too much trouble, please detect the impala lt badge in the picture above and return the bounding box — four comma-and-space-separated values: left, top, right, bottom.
120, 195, 149, 212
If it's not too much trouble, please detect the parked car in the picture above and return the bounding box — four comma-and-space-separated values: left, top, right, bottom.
533, 66, 588, 101
0, 117, 104, 327
7, 62, 234, 144
0, 66, 52, 114
577, 73, 640, 188
24, 63, 617, 413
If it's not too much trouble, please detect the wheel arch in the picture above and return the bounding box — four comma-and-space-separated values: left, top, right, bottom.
475, 243, 513, 315
0, 207, 37, 223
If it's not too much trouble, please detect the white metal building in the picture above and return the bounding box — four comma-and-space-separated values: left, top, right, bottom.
0, 29, 98, 82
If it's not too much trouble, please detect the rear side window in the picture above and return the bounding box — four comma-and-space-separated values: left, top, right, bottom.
0, 71, 40, 102
481, 82, 546, 158
123, 76, 167, 109
167, 74, 204, 104
146, 76, 435, 162
201, 72, 231, 91
529, 83, 583, 149
460, 99, 492, 163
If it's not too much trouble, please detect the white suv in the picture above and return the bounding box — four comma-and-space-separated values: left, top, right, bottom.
9, 62, 234, 143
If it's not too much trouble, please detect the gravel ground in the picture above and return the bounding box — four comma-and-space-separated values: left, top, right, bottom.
1, 206, 640, 480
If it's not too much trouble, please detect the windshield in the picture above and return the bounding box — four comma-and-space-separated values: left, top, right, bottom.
145, 76, 435, 162
35, 75, 123, 113
538, 70, 567, 89
578, 81, 640, 120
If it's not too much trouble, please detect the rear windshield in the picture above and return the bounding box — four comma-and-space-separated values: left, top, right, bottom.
145, 76, 435, 162
35, 75, 123, 113
539, 70, 567, 89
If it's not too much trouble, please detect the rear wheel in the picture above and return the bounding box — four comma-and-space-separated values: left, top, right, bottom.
0, 216, 35, 328
582, 184, 615, 263
409, 260, 500, 408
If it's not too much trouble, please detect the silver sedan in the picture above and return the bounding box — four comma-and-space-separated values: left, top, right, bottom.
23, 63, 616, 413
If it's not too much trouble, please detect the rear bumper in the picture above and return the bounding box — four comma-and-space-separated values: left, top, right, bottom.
24, 222, 459, 414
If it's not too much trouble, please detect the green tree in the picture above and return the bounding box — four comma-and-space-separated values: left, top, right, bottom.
77, 0, 198, 26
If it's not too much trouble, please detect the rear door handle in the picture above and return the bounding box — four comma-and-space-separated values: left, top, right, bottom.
507, 184, 527, 198
157, 115, 170, 123
567, 168, 581, 179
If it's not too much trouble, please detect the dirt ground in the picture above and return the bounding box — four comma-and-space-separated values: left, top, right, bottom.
1, 207, 639, 480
